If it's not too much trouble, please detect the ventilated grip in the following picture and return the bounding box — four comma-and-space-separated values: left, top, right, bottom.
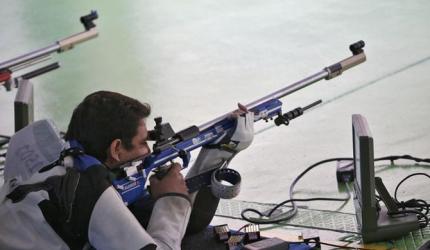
211, 168, 241, 199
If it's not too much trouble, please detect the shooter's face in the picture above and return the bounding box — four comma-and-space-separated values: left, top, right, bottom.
105, 118, 151, 168
120, 119, 151, 163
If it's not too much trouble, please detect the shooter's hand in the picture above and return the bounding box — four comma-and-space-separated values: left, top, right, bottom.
149, 163, 188, 199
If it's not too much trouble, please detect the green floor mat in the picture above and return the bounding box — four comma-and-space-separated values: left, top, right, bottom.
216, 199, 358, 234
216, 199, 430, 249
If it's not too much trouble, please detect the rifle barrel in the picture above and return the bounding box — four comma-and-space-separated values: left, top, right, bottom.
0, 43, 59, 71
245, 70, 328, 110
198, 41, 366, 131
198, 70, 328, 131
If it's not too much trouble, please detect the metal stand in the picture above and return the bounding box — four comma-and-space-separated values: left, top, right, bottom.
14, 79, 34, 132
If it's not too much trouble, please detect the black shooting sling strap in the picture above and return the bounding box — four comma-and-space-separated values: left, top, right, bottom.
6, 147, 84, 203
6, 147, 112, 250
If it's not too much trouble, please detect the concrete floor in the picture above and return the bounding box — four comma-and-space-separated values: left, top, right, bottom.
1, 0, 429, 240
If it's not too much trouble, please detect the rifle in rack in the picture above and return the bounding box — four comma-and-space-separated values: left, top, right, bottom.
112, 41, 367, 205
0, 11, 99, 131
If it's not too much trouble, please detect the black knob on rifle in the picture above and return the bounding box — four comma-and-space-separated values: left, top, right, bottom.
80, 10, 98, 30
274, 108, 304, 126
154, 117, 162, 126
148, 117, 175, 142
274, 114, 289, 126
178, 149, 187, 158
274, 100, 322, 126
349, 40, 365, 55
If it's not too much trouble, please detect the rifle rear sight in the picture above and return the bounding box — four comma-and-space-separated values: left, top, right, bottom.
147, 117, 175, 151
148, 116, 201, 153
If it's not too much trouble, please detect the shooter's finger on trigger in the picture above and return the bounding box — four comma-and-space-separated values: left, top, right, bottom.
149, 174, 160, 184
169, 162, 182, 172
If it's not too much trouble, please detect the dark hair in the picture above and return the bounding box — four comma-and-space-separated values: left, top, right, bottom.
65, 91, 151, 161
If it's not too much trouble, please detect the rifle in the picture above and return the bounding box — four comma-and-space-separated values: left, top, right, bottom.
112, 41, 367, 206
0, 11, 99, 131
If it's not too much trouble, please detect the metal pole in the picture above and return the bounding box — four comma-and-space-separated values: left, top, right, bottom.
245, 70, 328, 109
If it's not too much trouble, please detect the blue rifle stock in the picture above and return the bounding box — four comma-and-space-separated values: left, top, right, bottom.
112, 41, 367, 205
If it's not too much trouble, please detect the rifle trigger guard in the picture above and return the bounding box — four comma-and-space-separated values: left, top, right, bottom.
178, 149, 191, 167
